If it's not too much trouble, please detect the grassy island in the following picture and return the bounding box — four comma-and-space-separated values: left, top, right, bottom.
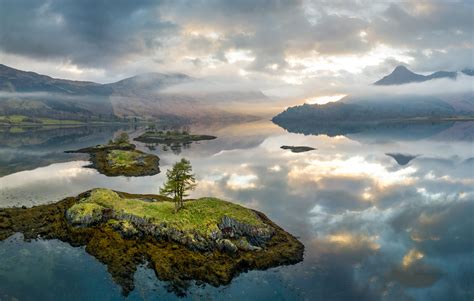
66, 133, 160, 177
0, 189, 304, 296
134, 129, 216, 144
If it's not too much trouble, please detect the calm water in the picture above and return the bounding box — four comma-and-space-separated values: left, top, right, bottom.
0, 121, 473, 301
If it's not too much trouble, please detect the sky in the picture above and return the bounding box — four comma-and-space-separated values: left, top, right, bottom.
0, 0, 473, 99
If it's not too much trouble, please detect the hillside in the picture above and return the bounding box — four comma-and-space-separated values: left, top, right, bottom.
272, 92, 474, 137
0, 64, 266, 123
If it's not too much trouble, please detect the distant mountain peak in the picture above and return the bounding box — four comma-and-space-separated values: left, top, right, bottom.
374, 65, 461, 86
374, 65, 426, 86
392, 65, 411, 73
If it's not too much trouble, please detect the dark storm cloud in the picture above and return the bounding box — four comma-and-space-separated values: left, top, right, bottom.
372, 1, 473, 49
0, 0, 176, 67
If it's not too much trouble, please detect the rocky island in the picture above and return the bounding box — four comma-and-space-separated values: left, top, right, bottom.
66, 133, 160, 177
281, 145, 316, 153
0, 188, 304, 296
134, 129, 217, 144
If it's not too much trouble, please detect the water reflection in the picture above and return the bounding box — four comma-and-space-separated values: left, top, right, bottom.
0, 125, 130, 177
0, 120, 473, 300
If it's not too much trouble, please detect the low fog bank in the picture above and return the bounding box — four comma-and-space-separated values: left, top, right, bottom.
346, 74, 473, 99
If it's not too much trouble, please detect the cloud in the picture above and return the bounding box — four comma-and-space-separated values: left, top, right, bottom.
0, 0, 176, 68
0, 0, 472, 99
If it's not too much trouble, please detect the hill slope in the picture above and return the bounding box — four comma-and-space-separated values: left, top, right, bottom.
0, 64, 266, 122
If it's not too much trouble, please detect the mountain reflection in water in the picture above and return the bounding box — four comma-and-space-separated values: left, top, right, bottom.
0, 120, 472, 300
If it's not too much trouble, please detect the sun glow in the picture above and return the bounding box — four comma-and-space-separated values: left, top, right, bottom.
326, 233, 380, 250
225, 49, 255, 64
287, 44, 413, 74
305, 94, 346, 105
226, 174, 258, 190
288, 156, 417, 189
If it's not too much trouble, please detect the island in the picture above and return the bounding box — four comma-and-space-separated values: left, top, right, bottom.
0, 188, 304, 296
65, 133, 160, 177
134, 129, 217, 144
386, 153, 419, 166
281, 145, 316, 153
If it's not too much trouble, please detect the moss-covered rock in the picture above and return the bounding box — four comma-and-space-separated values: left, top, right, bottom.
66, 203, 105, 226
0, 189, 304, 296
66, 142, 160, 177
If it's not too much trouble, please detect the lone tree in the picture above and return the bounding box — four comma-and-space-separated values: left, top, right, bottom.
114, 132, 130, 145
160, 158, 197, 212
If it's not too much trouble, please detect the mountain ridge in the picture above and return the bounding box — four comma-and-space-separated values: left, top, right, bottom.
0, 64, 266, 123
374, 65, 468, 86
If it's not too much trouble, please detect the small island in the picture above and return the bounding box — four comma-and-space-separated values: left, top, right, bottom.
134, 129, 217, 144
66, 132, 160, 177
0, 188, 304, 296
281, 145, 316, 153
0, 159, 303, 296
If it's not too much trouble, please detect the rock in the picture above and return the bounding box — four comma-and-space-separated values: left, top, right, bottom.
66, 203, 105, 226
109, 220, 140, 238
218, 215, 274, 247
235, 237, 262, 251
216, 239, 238, 254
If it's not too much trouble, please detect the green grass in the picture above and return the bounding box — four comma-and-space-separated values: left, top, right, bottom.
0, 115, 29, 123
107, 150, 143, 167
67, 202, 105, 224
0, 115, 85, 125
78, 189, 264, 236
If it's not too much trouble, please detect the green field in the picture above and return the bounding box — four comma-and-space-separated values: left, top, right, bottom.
0, 115, 85, 126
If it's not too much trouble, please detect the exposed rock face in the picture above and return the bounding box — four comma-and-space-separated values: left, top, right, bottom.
218, 215, 274, 247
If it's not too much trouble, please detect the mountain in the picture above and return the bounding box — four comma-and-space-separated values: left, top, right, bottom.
273, 91, 474, 136
374, 66, 427, 85
0, 64, 266, 123
374, 65, 460, 85
0, 64, 110, 95
462, 69, 474, 76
